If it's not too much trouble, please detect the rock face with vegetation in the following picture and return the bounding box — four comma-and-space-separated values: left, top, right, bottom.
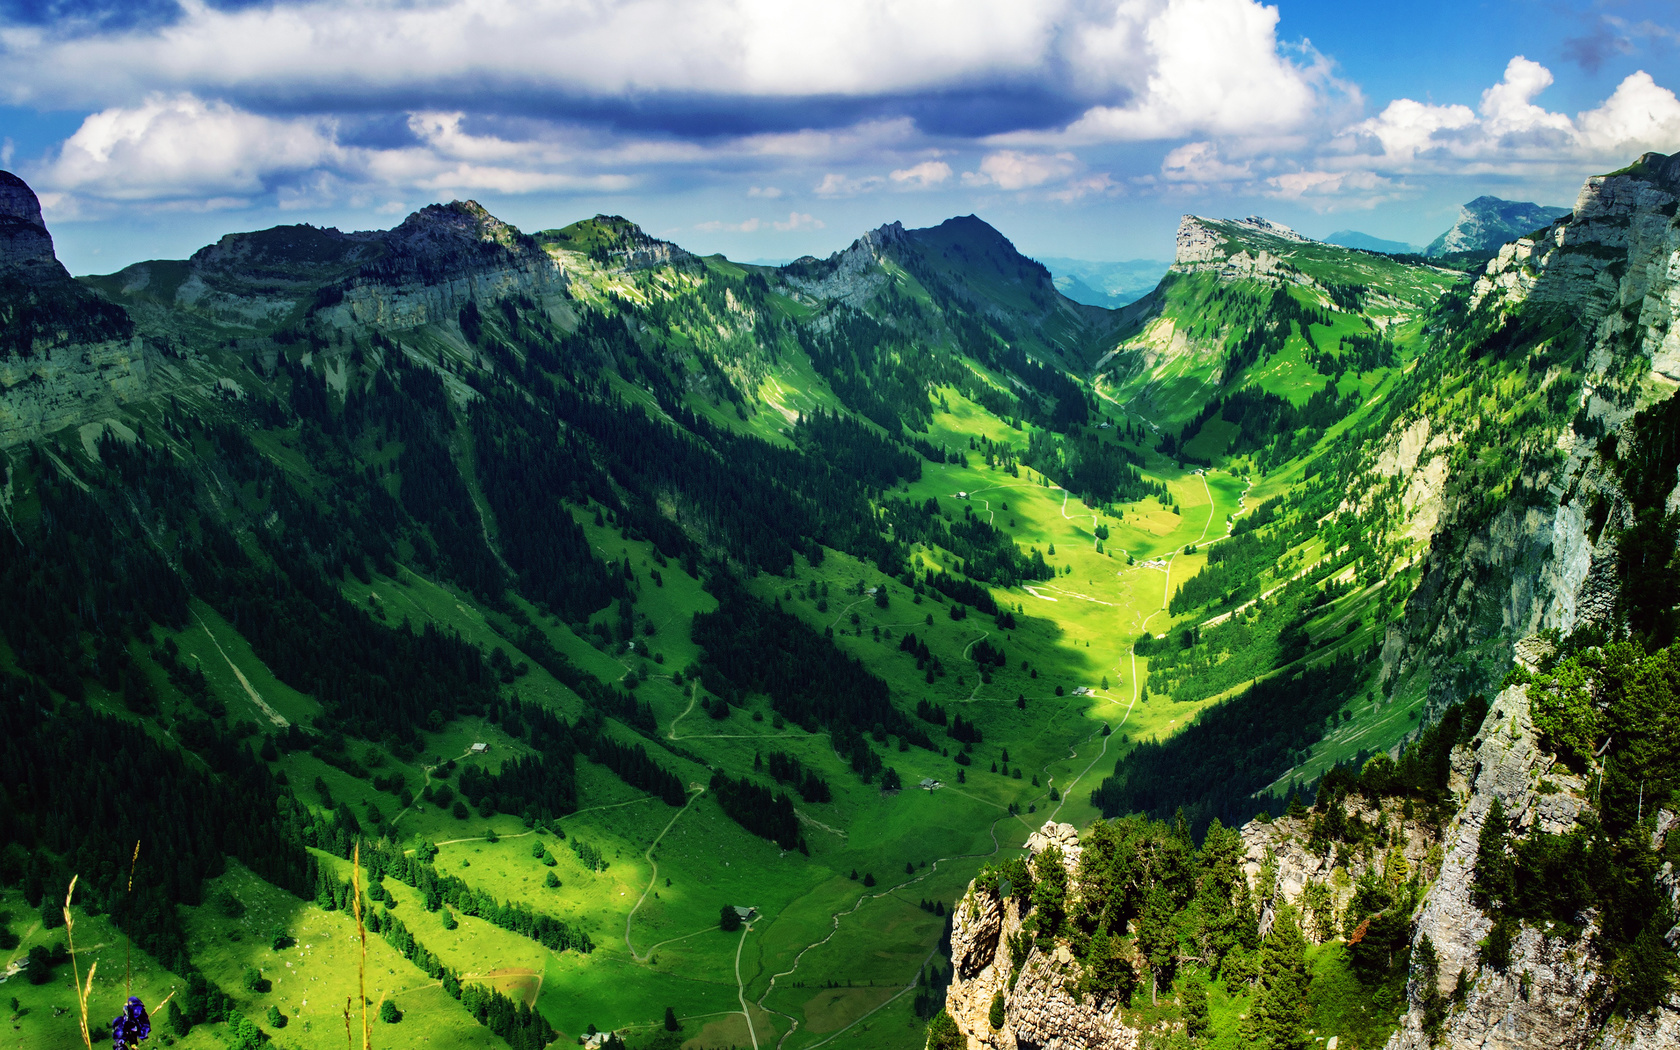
1387, 639, 1680, 1050
944, 667, 1680, 1050
942, 822, 1141, 1050
1376, 151, 1680, 713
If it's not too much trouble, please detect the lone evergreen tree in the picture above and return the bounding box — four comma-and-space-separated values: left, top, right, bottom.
1242, 906, 1310, 1050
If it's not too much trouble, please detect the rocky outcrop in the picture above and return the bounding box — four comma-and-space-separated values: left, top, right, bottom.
0, 170, 68, 281
0, 171, 153, 446
944, 822, 1138, 1050
1385, 682, 1680, 1050
1171, 215, 1304, 283
1370, 416, 1459, 543
784, 221, 908, 309
1240, 799, 1442, 940
1427, 196, 1572, 258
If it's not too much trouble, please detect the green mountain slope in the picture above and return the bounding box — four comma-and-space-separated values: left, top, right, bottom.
0, 151, 1675, 1050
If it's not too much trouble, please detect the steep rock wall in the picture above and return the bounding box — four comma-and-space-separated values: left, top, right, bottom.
945, 822, 1139, 1050
1385, 156, 1680, 705
1385, 683, 1680, 1050
0, 171, 154, 447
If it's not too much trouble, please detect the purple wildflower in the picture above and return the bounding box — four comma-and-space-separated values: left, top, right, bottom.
111, 996, 151, 1050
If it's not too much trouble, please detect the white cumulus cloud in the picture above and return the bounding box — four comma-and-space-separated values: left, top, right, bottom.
43, 94, 339, 201
1018, 0, 1350, 144
1159, 141, 1251, 184
964, 151, 1078, 190
889, 161, 952, 187
1341, 57, 1680, 174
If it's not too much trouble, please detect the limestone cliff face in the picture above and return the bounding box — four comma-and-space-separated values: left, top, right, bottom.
1383, 684, 1680, 1050
0, 171, 152, 447
1240, 798, 1442, 941
326, 202, 570, 332
0, 170, 69, 281
0, 336, 154, 448
1171, 215, 1308, 284
1469, 153, 1680, 388
945, 822, 1140, 1050
1384, 156, 1680, 706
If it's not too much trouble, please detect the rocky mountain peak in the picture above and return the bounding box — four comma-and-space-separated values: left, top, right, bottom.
1425, 195, 1571, 257
1172, 214, 1305, 278
544, 213, 693, 271
1612, 150, 1680, 193
0, 171, 46, 228
1237, 215, 1310, 242
389, 199, 535, 255
0, 170, 70, 280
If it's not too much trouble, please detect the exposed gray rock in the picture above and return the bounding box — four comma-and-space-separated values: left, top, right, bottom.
784, 221, 907, 309
1426, 196, 1571, 258
1386, 155, 1680, 707
0, 171, 154, 446
0, 335, 153, 447
0, 170, 67, 280
1172, 215, 1302, 283
944, 821, 1140, 1050
1386, 683, 1680, 1050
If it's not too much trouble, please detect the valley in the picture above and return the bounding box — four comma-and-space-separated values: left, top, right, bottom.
0, 149, 1677, 1050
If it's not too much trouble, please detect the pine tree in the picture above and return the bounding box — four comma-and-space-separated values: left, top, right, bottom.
1471, 796, 1513, 909
926, 1009, 964, 1050
1242, 906, 1311, 1050
1136, 885, 1178, 1004
1183, 973, 1210, 1038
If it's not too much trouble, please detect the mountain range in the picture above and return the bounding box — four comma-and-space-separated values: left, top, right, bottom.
0, 149, 1676, 1050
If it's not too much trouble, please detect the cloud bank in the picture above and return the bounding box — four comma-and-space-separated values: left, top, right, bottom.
2, 0, 1677, 224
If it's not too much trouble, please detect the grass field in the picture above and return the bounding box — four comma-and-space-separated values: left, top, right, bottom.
195, 408, 1266, 1049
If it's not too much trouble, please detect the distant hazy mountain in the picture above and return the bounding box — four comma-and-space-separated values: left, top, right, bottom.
1040, 256, 1170, 308
1324, 230, 1419, 255
1425, 195, 1571, 257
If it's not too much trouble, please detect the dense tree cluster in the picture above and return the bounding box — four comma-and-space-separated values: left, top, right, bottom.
326, 839, 594, 955
692, 576, 929, 746
0, 673, 313, 974
880, 499, 1051, 587
708, 772, 805, 852
760, 751, 832, 803
1491, 639, 1680, 1015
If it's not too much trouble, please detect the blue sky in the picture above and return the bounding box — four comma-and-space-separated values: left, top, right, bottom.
2, 0, 1677, 274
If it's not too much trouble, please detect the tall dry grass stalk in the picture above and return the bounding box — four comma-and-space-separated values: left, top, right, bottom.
351, 840, 370, 1050
125, 840, 140, 997
63, 875, 95, 1050
62, 860, 173, 1050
